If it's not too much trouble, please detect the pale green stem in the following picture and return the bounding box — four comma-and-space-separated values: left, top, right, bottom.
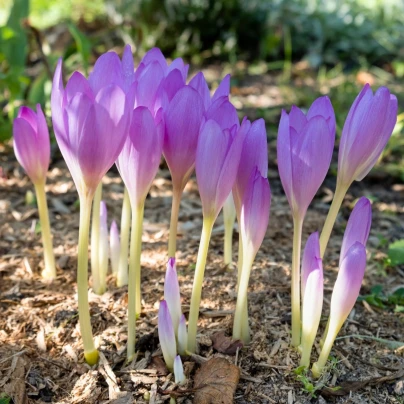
168, 186, 182, 258
90, 182, 102, 293
291, 217, 303, 347
34, 181, 56, 279
312, 321, 340, 378
237, 234, 243, 287
127, 201, 145, 361
187, 218, 214, 353
299, 327, 317, 368
117, 187, 131, 287
233, 250, 255, 342
319, 180, 350, 258
320, 317, 330, 348
77, 194, 98, 365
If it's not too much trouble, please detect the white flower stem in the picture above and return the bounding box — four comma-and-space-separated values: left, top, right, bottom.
34, 181, 56, 279
90, 182, 102, 293
187, 217, 214, 353
117, 187, 131, 287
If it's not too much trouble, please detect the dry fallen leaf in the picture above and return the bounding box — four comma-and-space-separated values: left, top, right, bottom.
211, 332, 243, 355
193, 357, 240, 404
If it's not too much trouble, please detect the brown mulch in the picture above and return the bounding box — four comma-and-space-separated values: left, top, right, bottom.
1, 135, 404, 404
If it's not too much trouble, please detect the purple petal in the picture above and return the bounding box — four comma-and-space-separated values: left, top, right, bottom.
233, 118, 267, 215
122, 44, 135, 92
340, 197, 372, 264
135, 61, 165, 110
117, 106, 163, 205
212, 74, 230, 102
163, 86, 205, 190
64, 71, 93, 105
51, 58, 66, 143
330, 242, 367, 329
167, 58, 188, 81
240, 168, 271, 256
139, 47, 167, 72
88, 51, 124, 94
158, 300, 177, 369
164, 258, 182, 335
189, 72, 211, 111
205, 96, 239, 131
301, 232, 321, 298
290, 116, 333, 218
307, 96, 336, 136
17, 106, 38, 131
288, 106, 307, 133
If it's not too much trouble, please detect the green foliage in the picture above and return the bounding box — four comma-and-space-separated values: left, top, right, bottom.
358, 285, 404, 312
387, 239, 404, 266
0, 393, 11, 404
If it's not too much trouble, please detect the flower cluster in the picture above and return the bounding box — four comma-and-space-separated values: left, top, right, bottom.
12, 43, 397, 378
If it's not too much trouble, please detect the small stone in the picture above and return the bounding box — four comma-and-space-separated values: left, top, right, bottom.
394, 380, 404, 395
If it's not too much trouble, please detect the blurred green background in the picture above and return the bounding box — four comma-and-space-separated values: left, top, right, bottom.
1, 0, 404, 179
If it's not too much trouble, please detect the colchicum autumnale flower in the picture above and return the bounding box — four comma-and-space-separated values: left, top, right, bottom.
13, 104, 56, 279
312, 242, 367, 377
187, 116, 249, 353
232, 167, 271, 343
299, 232, 323, 367
319, 85, 397, 256
277, 97, 335, 347
51, 49, 132, 364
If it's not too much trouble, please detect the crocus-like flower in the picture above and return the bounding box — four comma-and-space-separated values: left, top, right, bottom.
52, 54, 132, 198
340, 197, 372, 263
164, 258, 182, 334
116, 106, 164, 361
233, 168, 271, 342
299, 232, 323, 367
174, 355, 186, 384
13, 104, 55, 279
163, 86, 205, 192
196, 118, 249, 221
158, 300, 177, 370
277, 98, 335, 220
312, 242, 367, 377
110, 220, 120, 276
319, 86, 396, 257
338, 85, 397, 187
187, 117, 249, 352
13, 105, 50, 185
177, 314, 188, 355
51, 50, 132, 365
233, 118, 268, 216
277, 97, 335, 347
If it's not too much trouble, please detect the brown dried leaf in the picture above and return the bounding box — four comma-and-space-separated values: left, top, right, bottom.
211, 332, 243, 355
193, 357, 240, 404
3, 356, 27, 404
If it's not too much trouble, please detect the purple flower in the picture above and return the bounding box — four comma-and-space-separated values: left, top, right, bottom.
13, 105, 50, 185
158, 300, 177, 370
196, 117, 249, 220
164, 258, 182, 334
338, 85, 397, 186
51, 52, 131, 197
331, 242, 367, 328
116, 107, 164, 206
240, 167, 271, 256
163, 86, 205, 192
340, 197, 372, 264
109, 220, 120, 276
301, 232, 322, 298
277, 97, 335, 219
233, 118, 268, 215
